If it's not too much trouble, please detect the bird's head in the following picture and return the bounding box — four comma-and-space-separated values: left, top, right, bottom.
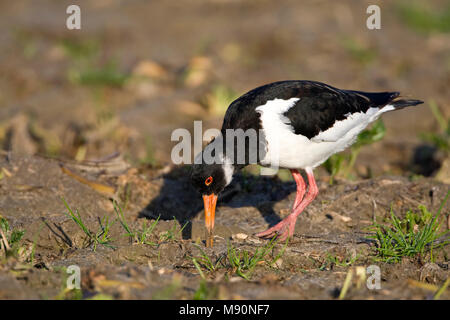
191, 161, 234, 246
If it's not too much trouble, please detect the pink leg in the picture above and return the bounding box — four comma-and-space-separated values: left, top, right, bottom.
291, 169, 306, 209
256, 168, 319, 241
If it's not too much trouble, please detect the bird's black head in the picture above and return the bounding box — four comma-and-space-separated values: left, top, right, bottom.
190, 163, 230, 196
191, 135, 235, 247
191, 161, 234, 247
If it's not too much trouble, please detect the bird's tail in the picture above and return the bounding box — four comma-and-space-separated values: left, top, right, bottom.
369, 91, 424, 110
350, 90, 424, 110
389, 98, 424, 110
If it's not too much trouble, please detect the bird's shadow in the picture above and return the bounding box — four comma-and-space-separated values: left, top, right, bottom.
138, 166, 296, 240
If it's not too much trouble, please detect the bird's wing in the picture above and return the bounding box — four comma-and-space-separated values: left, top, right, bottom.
222, 80, 399, 141
282, 82, 398, 141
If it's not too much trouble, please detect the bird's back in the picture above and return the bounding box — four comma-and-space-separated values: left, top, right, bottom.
222, 80, 415, 131
220, 80, 422, 169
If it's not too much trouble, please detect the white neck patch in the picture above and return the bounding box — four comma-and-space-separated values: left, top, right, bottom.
255, 97, 300, 128
256, 97, 300, 114
222, 156, 234, 186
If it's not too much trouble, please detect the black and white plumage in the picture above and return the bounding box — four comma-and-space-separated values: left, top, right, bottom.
222, 80, 421, 169
191, 80, 423, 246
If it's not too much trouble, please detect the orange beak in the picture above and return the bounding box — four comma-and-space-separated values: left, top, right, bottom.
202, 194, 218, 247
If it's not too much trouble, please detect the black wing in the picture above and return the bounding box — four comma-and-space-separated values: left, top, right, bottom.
282, 81, 399, 139
222, 80, 400, 139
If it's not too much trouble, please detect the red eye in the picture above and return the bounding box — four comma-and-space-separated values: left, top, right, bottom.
205, 176, 213, 186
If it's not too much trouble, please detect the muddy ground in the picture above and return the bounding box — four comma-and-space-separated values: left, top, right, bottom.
0, 0, 449, 299
0, 153, 449, 300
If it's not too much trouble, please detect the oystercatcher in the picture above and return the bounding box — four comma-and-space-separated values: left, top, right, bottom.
191, 80, 423, 246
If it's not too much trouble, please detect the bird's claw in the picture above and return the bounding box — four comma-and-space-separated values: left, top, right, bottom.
255, 217, 295, 241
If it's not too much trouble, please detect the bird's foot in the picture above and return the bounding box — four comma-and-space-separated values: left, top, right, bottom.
255, 215, 297, 241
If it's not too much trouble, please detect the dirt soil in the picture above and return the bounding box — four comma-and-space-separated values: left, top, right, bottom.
0, 153, 448, 300
0, 0, 449, 300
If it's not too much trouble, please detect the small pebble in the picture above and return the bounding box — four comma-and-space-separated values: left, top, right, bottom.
273, 258, 283, 268
232, 233, 248, 240
157, 268, 167, 275
247, 236, 262, 244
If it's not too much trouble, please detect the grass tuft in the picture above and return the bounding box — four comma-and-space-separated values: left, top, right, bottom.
226, 237, 283, 280
113, 200, 160, 245
368, 192, 450, 263
192, 244, 224, 279
62, 198, 116, 251
322, 252, 360, 269
0, 216, 25, 256
159, 218, 188, 242
191, 237, 286, 280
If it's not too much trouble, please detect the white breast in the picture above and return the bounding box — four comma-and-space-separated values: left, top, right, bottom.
256, 99, 393, 169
